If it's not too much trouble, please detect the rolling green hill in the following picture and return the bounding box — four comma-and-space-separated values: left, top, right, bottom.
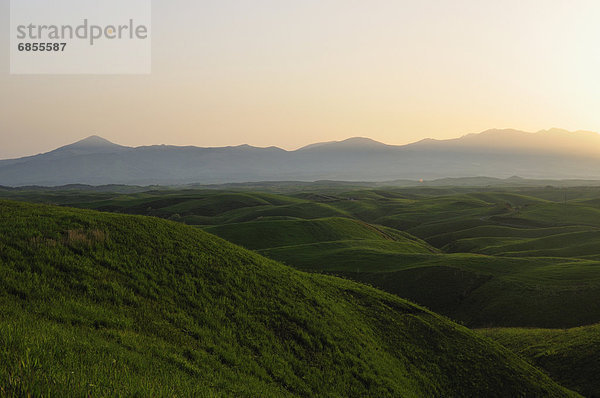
268, 250, 600, 328
204, 217, 436, 252
199, 206, 600, 329
446, 230, 600, 257
86, 191, 348, 225
427, 225, 593, 248
481, 324, 600, 397
6, 187, 600, 329
0, 200, 578, 397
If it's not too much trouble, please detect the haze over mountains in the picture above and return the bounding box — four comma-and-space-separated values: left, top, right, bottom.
2, 128, 600, 186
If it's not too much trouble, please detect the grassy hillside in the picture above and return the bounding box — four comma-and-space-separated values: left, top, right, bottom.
270, 250, 600, 328
204, 217, 436, 252
83, 191, 349, 225
6, 187, 600, 329
481, 324, 600, 397
447, 230, 600, 257
201, 209, 600, 328
427, 225, 593, 248
0, 200, 577, 397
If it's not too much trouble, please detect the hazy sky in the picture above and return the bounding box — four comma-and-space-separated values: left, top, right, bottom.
2, 0, 600, 159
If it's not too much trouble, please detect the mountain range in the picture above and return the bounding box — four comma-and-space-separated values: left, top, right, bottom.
2, 128, 600, 186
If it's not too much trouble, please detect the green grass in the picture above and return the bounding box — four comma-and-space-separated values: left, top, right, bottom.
455, 230, 600, 257
500, 202, 600, 227
301, 252, 600, 328
200, 210, 600, 328
481, 324, 600, 397
427, 225, 593, 248
204, 217, 436, 252
7, 187, 600, 329
0, 200, 578, 396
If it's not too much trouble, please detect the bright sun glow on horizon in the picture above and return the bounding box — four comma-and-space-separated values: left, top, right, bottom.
2, 0, 600, 158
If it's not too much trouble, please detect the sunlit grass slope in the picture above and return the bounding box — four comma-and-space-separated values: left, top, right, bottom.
0, 200, 577, 397
481, 324, 600, 397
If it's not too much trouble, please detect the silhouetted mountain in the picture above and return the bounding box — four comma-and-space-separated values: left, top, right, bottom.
408, 128, 600, 155
58, 135, 125, 151
2, 129, 600, 186
298, 137, 391, 151
0, 136, 128, 168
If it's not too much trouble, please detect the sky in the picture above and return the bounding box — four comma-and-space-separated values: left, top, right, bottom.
2, 0, 600, 159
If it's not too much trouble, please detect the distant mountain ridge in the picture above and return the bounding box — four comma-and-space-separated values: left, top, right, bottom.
408, 128, 600, 155
2, 129, 600, 186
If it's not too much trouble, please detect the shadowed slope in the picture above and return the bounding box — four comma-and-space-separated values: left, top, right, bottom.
482, 324, 600, 397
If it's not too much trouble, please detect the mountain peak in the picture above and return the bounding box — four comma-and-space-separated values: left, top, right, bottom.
338, 137, 386, 146
46, 135, 127, 158
464, 128, 525, 138
71, 135, 118, 147
298, 136, 388, 151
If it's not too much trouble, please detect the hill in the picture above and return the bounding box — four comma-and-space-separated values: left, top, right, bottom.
6, 188, 600, 328
0, 200, 577, 396
4, 129, 600, 186
199, 189, 600, 328
481, 324, 600, 397
204, 217, 436, 252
